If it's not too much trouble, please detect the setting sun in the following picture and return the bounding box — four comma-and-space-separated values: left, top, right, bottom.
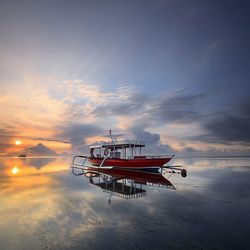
15, 140, 22, 145
11, 166, 19, 175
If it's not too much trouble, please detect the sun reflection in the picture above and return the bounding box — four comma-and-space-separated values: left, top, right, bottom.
12, 166, 20, 174
15, 140, 22, 145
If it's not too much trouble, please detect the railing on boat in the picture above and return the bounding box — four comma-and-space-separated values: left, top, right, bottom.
102, 188, 147, 199
102, 139, 145, 145
146, 154, 175, 159
146, 182, 176, 189
126, 154, 175, 159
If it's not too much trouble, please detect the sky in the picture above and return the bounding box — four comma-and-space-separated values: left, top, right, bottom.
0, 0, 249, 156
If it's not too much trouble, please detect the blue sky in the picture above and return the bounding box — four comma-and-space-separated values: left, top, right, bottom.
0, 0, 249, 156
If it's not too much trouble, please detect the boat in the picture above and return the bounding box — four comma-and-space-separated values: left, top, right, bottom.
72, 129, 175, 172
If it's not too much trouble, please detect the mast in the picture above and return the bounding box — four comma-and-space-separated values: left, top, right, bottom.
109, 128, 114, 144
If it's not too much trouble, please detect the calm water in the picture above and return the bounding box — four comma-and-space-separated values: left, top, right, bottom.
1, 157, 250, 250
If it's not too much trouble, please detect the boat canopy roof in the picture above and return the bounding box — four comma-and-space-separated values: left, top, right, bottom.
90, 140, 145, 150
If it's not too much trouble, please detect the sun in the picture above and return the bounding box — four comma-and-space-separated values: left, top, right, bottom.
15, 140, 22, 145
12, 166, 19, 175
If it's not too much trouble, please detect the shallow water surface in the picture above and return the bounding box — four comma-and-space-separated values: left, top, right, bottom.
0, 157, 250, 249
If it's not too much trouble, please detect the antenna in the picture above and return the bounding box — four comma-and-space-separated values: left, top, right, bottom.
109, 128, 114, 144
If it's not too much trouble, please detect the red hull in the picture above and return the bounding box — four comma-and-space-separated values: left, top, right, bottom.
88, 157, 172, 168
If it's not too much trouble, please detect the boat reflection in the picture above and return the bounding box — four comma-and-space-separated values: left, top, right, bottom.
72, 168, 176, 203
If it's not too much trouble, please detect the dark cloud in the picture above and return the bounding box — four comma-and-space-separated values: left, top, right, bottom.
205, 115, 250, 143
152, 93, 205, 123
194, 100, 250, 144
25, 143, 57, 156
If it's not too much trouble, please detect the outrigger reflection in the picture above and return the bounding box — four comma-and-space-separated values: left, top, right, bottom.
72, 167, 176, 204
72, 130, 187, 177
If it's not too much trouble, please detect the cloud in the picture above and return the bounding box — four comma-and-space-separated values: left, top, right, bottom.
194, 99, 250, 144
205, 117, 250, 144
0, 86, 67, 130
55, 80, 113, 122
88, 88, 206, 139
90, 87, 205, 130
130, 126, 160, 144
151, 93, 205, 123
129, 126, 175, 154
58, 80, 111, 104
91, 87, 149, 117
0, 127, 19, 154
31, 137, 70, 144
176, 145, 250, 157
0, 77, 248, 156
58, 123, 103, 146
25, 143, 57, 156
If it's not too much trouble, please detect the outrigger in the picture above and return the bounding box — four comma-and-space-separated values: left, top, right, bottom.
72, 130, 187, 177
